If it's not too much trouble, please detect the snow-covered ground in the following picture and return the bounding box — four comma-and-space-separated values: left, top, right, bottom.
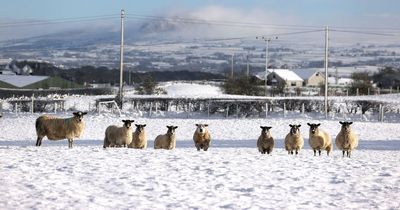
1, 113, 400, 209
1, 83, 400, 209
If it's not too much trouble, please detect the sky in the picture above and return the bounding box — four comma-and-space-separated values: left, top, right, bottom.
0, 0, 400, 41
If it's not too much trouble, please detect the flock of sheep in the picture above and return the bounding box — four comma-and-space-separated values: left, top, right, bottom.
33, 111, 359, 157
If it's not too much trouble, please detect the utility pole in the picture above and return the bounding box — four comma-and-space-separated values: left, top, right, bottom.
246, 51, 250, 77
256, 36, 278, 96
324, 26, 329, 119
231, 53, 234, 78
118, 9, 125, 106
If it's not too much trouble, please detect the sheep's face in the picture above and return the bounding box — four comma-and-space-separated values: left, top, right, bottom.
339, 121, 353, 132
260, 126, 272, 135
307, 123, 321, 134
122, 120, 135, 129
195, 124, 208, 134
135, 124, 146, 133
73, 111, 87, 122
166, 126, 178, 135
289, 124, 301, 135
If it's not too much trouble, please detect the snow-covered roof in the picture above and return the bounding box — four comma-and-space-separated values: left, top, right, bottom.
270, 69, 303, 81
328, 77, 353, 85
0, 75, 49, 87
294, 68, 324, 79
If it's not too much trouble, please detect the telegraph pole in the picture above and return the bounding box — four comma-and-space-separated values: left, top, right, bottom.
246, 51, 250, 77
118, 9, 125, 106
256, 36, 278, 96
324, 26, 329, 119
231, 53, 234, 78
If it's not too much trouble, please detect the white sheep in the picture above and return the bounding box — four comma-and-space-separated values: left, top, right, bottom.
193, 124, 211, 151
257, 126, 274, 154
307, 123, 332, 156
154, 126, 178, 150
128, 124, 147, 149
284, 124, 304, 155
103, 120, 134, 148
335, 121, 359, 158
35, 111, 87, 148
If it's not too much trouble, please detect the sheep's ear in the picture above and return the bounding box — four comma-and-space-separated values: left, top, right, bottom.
267, 127, 272, 130
166, 126, 171, 129
142, 124, 146, 127
339, 121, 344, 125
204, 124, 208, 127
348, 122, 353, 125
307, 123, 311, 126
174, 126, 178, 129
122, 120, 127, 123
195, 124, 199, 126
130, 120, 135, 123
289, 124, 293, 127
298, 124, 301, 127
135, 124, 139, 127
316, 123, 321, 127
260, 126, 264, 129
82, 112, 88, 115
72, 112, 78, 116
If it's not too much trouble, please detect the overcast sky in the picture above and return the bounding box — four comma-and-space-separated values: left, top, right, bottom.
1, 0, 399, 41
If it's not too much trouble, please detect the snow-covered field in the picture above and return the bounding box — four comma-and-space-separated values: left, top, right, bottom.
1, 113, 400, 209
1, 83, 400, 209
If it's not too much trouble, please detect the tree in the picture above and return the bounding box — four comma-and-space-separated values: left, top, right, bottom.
221, 75, 263, 95
135, 75, 157, 95
372, 67, 400, 89
349, 72, 373, 95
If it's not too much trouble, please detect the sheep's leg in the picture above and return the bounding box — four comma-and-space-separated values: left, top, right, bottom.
342, 150, 345, 157
318, 150, 321, 156
295, 149, 299, 155
203, 142, 209, 151
68, 139, 73, 148
36, 136, 43, 146
347, 150, 351, 158
313, 149, 316, 156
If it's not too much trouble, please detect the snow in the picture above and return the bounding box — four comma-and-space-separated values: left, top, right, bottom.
0, 84, 400, 209
0, 75, 49, 87
160, 81, 223, 97
0, 113, 400, 209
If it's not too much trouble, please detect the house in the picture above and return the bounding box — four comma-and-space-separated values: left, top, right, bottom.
266, 69, 303, 87
0, 75, 82, 89
294, 68, 325, 87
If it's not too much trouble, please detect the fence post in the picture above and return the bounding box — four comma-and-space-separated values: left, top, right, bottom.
207, 101, 210, 118
301, 103, 305, 116
226, 105, 229, 118
31, 94, 34, 114
381, 105, 385, 122
283, 102, 286, 117
265, 103, 268, 118
236, 103, 239, 118
356, 88, 359, 96
368, 88, 370, 95
15, 103, 18, 114
346, 89, 349, 96
149, 102, 153, 117
54, 103, 58, 114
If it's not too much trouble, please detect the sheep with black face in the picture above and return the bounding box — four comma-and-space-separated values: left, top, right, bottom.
307, 123, 332, 156
154, 126, 178, 150
284, 124, 304, 155
35, 111, 87, 148
257, 126, 274, 154
128, 124, 147, 149
103, 120, 135, 148
335, 121, 358, 158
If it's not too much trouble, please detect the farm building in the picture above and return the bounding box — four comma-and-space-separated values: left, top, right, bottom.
0, 74, 82, 89
266, 69, 303, 87
294, 68, 325, 87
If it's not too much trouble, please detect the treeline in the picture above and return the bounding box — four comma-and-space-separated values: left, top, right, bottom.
15, 61, 224, 85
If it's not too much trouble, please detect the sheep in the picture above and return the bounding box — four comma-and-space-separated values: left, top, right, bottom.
335, 121, 359, 158
154, 126, 178, 150
128, 124, 147, 149
284, 124, 304, 155
193, 124, 211, 151
307, 123, 332, 156
35, 111, 87, 148
257, 126, 274, 154
103, 120, 134, 148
